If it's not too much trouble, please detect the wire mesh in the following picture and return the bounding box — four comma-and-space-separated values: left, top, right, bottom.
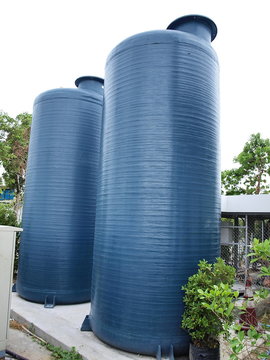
221, 217, 270, 288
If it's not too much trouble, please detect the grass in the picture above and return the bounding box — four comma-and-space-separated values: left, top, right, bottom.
42, 344, 83, 360
10, 319, 83, 360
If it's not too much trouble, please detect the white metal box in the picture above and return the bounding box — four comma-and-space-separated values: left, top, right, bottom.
220, 221, 234, 244
0, 225, 22, 357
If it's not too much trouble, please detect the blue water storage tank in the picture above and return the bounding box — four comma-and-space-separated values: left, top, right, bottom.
16, 76, 104, 306
86, 15, 220, 357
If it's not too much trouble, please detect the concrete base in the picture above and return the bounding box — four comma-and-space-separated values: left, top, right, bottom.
11, 293, 188, 360
7, 328, 52, 360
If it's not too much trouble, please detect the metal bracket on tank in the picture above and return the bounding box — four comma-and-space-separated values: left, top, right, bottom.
169, 344, 175, 360
156, 345, 162, 360
44, 295, 56, 308
156, 344, 175, 360
80, 315, 92, 331
12, 283, 16, 292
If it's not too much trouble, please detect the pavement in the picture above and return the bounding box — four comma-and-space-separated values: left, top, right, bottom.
10, 293, 189, 360
7, 327, 52, 360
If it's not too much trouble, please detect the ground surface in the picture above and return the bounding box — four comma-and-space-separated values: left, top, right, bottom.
10, 293, 189, 360
7, 327, 52, 360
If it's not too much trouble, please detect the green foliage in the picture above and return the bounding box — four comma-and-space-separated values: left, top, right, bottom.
0, 202, 20, 274
254, 288, 270, 300
259, 266, 270, 277
248, 238, 270, 278
198, 283, 238, 318
34, 333, 82, 359
44, 344, 82, 360
181, 258, 237, 349
0, 202, 18, 226
248, 238, 270, 263
224, 238, 270, 359
222, 133, 270, 195
227, 324, 270, 359
0, 112, 31, 200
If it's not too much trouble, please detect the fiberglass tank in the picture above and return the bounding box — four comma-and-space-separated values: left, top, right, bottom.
16, 76, 104, 307
86, 15, 220, 357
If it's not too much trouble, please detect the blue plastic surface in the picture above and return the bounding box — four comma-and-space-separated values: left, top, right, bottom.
16, 76, 104, 305
0, 189, 15, 200
89, 15, 220, 356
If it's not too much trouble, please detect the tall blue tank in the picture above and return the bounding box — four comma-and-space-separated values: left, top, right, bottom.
86, 15, 220, 357
16, 76, 104, 307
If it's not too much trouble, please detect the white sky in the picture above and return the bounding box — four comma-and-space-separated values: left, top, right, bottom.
1, 0, 269, 171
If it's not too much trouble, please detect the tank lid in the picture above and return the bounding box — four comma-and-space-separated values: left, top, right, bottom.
75, 76, 104, 88
75, 76, 104, 96
167, 15, 217, 42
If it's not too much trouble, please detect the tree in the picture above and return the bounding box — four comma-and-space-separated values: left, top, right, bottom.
222, 133, 270, 195
0, 112, 32, 208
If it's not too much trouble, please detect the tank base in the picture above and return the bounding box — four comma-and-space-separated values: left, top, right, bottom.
16, 284, 91, 306
44, 295, 56, 308
156, 344, 175, 360
80, 315, 92, 331
90, 319, 188, 357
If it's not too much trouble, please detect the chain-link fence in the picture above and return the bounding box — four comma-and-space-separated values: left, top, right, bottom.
221, 217, 270, 289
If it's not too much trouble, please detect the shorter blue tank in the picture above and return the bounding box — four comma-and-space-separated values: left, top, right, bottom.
16, 76, 104, 306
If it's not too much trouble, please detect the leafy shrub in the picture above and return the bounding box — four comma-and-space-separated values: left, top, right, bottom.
44, 344, 82, 360
248, 238, 270, 278
0, 202, 20, 274
181, 258, 237, 349
0, 202, 18, 226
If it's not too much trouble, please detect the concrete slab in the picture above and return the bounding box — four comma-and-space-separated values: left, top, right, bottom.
7, 328, 52, 360
10, 293, 188, 360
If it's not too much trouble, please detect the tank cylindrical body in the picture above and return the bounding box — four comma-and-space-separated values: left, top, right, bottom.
89, 15, 220, 356
16, 76, 104, 305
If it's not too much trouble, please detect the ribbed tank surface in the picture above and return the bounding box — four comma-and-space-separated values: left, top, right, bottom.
16, 76, 104, 306
88, 15, 220, 357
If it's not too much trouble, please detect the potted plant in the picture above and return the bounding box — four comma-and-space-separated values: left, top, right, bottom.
181, 258, 238, 360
